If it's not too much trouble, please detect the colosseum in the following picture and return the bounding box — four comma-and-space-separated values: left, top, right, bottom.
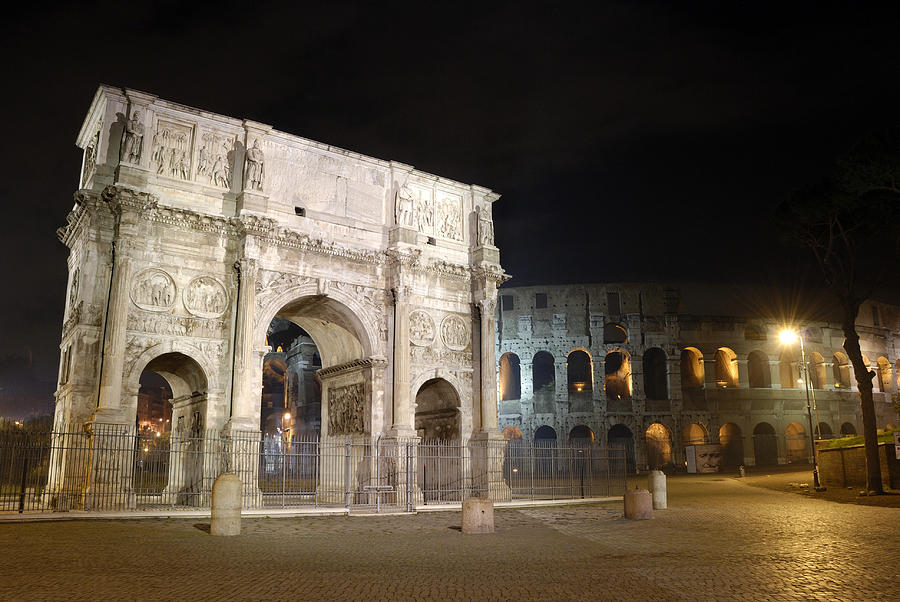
495, 283, 900, 472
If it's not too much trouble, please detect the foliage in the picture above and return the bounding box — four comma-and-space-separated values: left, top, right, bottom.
823, 428, 900, 449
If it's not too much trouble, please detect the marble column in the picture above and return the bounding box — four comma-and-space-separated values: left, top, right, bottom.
391, 286, 414, 435
93, 250, 132, 424
478, 298, 499, 433
228, 258, 259, 432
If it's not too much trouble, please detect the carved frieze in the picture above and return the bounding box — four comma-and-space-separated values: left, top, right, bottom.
440, 314, 470, 351
409, 310, 435, 347
127, 312, 227, 339
328, 383, 366, 435
184, 276, 228, 318
131, 269, 176, 311
410, 346, 473, 370
150, 120, 193, 180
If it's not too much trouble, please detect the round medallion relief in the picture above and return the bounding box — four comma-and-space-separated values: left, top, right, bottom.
440, 314, 469, 351
184, 276, 228, 318
131, 268, 176, 312
409, 310, 435, 346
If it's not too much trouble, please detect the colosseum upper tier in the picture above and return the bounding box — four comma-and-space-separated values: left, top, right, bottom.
495, 282, 900, 470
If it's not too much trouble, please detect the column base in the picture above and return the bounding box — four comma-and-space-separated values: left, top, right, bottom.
469, 431, 511, 503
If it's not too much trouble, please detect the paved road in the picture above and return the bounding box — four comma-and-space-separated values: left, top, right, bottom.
1, 474, 897, 601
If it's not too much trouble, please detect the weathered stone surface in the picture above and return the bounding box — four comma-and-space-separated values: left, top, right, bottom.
647, 470, 667, 510
461, 496, 495, 533
210, 473, 242, 536
624, 488, 652, 520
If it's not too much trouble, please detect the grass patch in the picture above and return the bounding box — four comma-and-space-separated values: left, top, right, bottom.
823, 428, 900, 449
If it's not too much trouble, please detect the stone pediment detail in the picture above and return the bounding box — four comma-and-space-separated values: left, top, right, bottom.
470, 264, 510, 285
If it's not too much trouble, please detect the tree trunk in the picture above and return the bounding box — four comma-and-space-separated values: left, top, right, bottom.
842, 313, 884, 494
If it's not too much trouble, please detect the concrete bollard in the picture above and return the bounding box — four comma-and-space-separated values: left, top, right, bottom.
624, 488, 653, 520
461, 497, 495, 534
210, 473, 242, 536
647, 470, 667, 510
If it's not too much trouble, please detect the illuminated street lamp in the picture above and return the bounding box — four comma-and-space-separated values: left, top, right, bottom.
779, 328, 824, 490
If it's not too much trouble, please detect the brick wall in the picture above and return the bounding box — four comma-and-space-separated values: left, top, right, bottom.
817, 442, 900, 489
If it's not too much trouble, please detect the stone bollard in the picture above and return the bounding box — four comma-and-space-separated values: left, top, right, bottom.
647, 470, 667, 510
461, 497, 495, 534
210, 473, 242, 536
624, 488, 653, 520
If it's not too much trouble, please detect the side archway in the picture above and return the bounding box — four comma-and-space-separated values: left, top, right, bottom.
752, 422, 778, 466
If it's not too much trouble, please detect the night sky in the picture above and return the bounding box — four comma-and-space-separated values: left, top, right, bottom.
1, 1, 898, 417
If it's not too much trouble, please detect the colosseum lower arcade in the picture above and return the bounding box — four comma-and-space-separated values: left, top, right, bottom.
495, 284, 900, 472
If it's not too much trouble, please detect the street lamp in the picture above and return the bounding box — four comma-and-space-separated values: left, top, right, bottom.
779, 328, 824, 490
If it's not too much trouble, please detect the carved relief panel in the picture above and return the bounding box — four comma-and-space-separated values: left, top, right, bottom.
409, 310, 436, 346
150, 119, 194, 180
196, 130, 235, 188
184, 276, 228, 318
131, 269, 176, 311
436, 193, 463, 241
328, 383, 366, 435
440, 314, 469, 351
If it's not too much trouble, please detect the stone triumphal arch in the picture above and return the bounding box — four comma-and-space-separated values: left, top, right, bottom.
51, 86, 507, 506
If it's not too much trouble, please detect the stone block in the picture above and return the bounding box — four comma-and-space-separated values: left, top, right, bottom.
461, 497, 494, 534
210, 473, 242, 536
624, 488, 653, 520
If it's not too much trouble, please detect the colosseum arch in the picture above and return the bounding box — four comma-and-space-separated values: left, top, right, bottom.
715, 348, 738, 388
642, 347, 668, 400
809, 352, 826, 390
603, 323, 628, 344
532, 351, 556, 404
680, 347, 704, 389
499, 352, 522, 401
877, 356, 892, 393
833, 352, 851, 389
604, 350, 632, 400
747, 350, 770, 388
682, 422, 707, 446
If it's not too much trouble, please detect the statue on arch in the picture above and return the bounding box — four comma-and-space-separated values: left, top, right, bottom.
120, 110, 145, 164
244, 139, 265, 191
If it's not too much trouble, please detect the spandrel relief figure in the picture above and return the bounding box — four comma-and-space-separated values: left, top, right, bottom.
476, 205, 494, 246
197, 144, 211, 177
244, 139, 265, 191
395, 185, 415, 227
120, 110, 144, 164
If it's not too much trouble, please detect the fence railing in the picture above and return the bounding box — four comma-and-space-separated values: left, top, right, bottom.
0, 426, 626, 514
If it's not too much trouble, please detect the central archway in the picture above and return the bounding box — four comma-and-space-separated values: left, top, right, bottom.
255, 290, 379, 441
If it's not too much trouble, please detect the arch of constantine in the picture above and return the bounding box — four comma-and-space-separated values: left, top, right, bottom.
51, 86, 507, 506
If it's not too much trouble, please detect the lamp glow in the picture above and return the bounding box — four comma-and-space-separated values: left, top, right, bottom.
779, 329, 798, 345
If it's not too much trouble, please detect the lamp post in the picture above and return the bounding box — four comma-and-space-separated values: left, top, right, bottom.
779, 329, 823, 490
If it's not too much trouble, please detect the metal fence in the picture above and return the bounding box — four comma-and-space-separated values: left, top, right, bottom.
0, 426, 626, 514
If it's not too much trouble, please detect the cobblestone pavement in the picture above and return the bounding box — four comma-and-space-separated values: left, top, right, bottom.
1, 475, 898, 601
